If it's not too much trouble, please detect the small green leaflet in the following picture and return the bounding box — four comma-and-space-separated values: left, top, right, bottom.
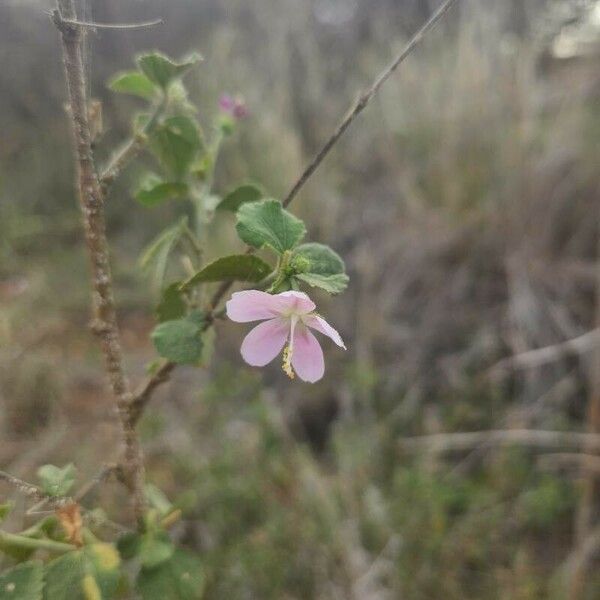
290, 242, 349, 294
37, 464, 76, 497
151, 311, 204, 365
136, 177, 188, 207
236, 199, 306, 255
156, 283, 186, 323
137, 52, 202, 89
43, 544, 121, 600
150, 125, 197, 180
0, 561, 43, 600
108, 71, 156, 99
136, 549, 205, 600
216, 183, 264, 212
180, 255, 272, 290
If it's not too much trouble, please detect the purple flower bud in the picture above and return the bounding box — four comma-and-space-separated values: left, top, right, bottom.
218, 93, 248, 119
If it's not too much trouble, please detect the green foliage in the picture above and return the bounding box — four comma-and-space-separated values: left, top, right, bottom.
139, 218, 187, 288
156, 283, 187, 323
217, 183, 264, 212
0, 561, 43, 600
137, 52, 202, 90
236, 200, 306, 255
44, 544, 120, 600
151, 311, 204, 364
136, 549, 204, 600
36, 464, 76, 497
290, 243, 349, 294
135, 176, 188, 207
181, 255, 272, 290
150, 123, 199, 180
0, 504, 12, 525
108, 71, 156, 100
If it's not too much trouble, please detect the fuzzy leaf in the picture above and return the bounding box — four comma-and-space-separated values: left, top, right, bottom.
0, 561, 43, 600
156, 283, 186, 323
150, 125, 197, 180
43, 544, 120, 600
108, 71, 156, 99
37, 464, 76, 497
291, 243, 349, 294
136, 177, 188, 207
151, 313, 204, 365
216, 183, 264, 212
139, 218, 187, 289
136, 549, 204, 600
137, 52, 202, 89
236, 199, 306, 255
295, 272, 349, 295
162, 116, 202, 152
139, 532, 174, 569
181, 255, 272, 290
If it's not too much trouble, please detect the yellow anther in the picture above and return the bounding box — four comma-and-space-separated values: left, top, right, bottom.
282, 345, 295, 379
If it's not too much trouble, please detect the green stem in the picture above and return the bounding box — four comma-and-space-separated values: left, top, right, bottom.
0, 530, 76, 553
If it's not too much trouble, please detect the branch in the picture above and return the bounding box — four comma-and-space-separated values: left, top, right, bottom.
490, 328, 600, 373
282, 0, 459, 208
99, 98, 167, 189
399, 429, 600, 454
57, 17, 163, 30
53, 0, 145, 525
0, 471, 68, 508
128, 0, 460, 422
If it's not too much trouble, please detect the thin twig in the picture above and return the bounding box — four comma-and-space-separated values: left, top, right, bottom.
100, 97, 167, 189
282, 0, 459, 208
0, 470, 71, 509
58, 17, 163, 30
399, 429, 600, 453
128, 0, 459, 424
53, 0, 145, 525
490, 328, 600, 374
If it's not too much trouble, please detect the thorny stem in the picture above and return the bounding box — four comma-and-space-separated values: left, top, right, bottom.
53, 0, 145, 527
129, 0, 460, 411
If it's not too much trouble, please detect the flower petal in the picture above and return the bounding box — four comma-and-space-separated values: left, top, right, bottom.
291, 324, 324, 383
226, 290, 283, 322
303, 315, 346, 349
240, 318, 289, 366
273, 291, 316, 315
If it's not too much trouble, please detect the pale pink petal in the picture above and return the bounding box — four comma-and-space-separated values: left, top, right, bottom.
273, 291, 316, 315
290, 324, 324, 383
240, 318, 289, 366
303, 315, 346, 349
226, 290, 284, 322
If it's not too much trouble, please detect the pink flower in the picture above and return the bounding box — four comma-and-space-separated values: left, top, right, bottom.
218, 93, 248, 119
226, 290, 345, 383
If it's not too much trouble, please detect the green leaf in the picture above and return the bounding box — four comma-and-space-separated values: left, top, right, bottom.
37, 464, 76, 497
136, 549, 204, 600
290, 242, 349, 294
135, 176, 188, 207
137, 52, 202, 89
162, 116, 202, 152
140, 218, 187, 289
295, 272, 349, 295
139, 531, 174, 569
108, 71, 156, 100
181, 255, 272, 290
0, 561, 43, 600
0, 503, 12, 524
216, 183, 264, 212
156, 283, 186, 323
151, 313, 204, 365
145, 484, 173, 516
150, 124, 197, 179
43, 544, 120, 600
116, 532, 140, 561
236, 199, 306, 255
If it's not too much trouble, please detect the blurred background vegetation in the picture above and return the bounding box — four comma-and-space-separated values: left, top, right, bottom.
1, 0, 600, 597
